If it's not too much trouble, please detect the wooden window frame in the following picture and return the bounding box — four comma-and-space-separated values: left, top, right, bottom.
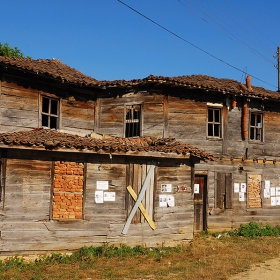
40, 95, 60, 129
249, 111, 263, 142
207, 106, 222, 139
125, 104, 142, 138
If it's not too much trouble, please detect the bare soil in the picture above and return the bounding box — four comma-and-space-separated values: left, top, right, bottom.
230, 257, 280, 280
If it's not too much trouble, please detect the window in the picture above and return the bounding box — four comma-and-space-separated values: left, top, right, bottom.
41, 96, 59, 129
250, 112, 263, 141
207, 107, 221, 138
216, 172, 233, 209
125, 105, 141, 137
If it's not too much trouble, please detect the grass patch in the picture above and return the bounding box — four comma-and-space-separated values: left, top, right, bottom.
1, 223, 280, 279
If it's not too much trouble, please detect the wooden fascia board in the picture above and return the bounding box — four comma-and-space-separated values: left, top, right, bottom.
0, 144, 191, 159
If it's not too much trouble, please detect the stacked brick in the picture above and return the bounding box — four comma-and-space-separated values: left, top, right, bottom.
52, 161, 84, 219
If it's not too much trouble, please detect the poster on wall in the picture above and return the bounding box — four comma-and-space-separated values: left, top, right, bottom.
239, 192, 245, 202
271, 187, 276, 196
96, 181, 109, 190
264, 188, 270, 199
265, 180, 270, 189
271, 196, 276, 206
167, 195, 175, 207
104, 192, 116, 201
95, 190, 104, 203
161, 184, 172, 192
240, 183, 247, 193
159, 195, 167, 207
194, 184, 200, 194
234, 183, 239, 193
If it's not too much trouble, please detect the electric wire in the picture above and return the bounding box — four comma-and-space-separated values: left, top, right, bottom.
117, 0, 277, 89
223, 0, 278, 48
178, 0, 275, 65
209, 0, 276, 55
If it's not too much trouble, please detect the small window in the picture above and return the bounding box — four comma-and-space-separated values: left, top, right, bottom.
250, 112, 263, 141
208, 108, 221, 138
125, 105, 141, 137
41, 96, 59, 129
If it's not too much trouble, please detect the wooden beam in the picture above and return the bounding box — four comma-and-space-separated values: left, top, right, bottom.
122, 163, 155, 234
126, 185, 156, 230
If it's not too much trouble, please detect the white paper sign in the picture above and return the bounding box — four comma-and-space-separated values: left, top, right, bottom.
265, 180, 270, 189
271, 197, 276, 206
104, 192, 116, 202
194, 184, 200, 194
159, 195, 167, 207
234, 183, 239, 193
264, 188, 270, 198
96, 181, 109, 190
95, 190, 104, 203
276, 187, 280, 196
241, 183, 247, 193
271, 187, 276, 196
167, 195, 175, 207
277, 197, 280, 206
239, 192, 245, 201
161, 184, 172, 192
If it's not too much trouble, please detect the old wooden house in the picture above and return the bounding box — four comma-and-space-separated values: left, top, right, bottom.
0, 56, 280, 254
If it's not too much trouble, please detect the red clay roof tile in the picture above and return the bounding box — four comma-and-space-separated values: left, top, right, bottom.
0, 128, 214, 161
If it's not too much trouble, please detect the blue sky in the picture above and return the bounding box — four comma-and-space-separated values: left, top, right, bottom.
1, 0, 279, 91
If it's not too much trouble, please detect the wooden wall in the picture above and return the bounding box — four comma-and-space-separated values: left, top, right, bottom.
195, 159, 280, 231
0, 75, 95, 135
0, 150, 194, 254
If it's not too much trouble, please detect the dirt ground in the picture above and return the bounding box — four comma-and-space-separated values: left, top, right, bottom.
230, 257, 280, 280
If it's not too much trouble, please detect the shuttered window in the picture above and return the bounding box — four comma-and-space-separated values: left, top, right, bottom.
216, 172, 233, 209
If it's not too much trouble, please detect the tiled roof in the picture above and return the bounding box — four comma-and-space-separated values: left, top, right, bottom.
101, 74, 280, 100
0, 128, 214, 161
0, 57, 98, 86
1, 57, 278, 100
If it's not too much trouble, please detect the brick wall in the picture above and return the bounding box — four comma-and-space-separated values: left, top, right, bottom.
52, 161, 84, 219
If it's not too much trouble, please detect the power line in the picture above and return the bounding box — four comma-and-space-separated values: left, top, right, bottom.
209, 0, 276, 55
117, 0, 277, 89
223, 0, 278, 48
178, 0, 275, 65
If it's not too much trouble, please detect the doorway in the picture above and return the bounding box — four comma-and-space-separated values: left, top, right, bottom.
194, 175, 207, 231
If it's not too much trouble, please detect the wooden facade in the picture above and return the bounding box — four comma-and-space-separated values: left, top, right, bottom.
1, 57, 280, 254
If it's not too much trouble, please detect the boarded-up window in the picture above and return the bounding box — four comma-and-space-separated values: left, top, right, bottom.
216, 172, 233, 209
52, 161, 84, 219
126, 163, 154, 224
125, 105, 141, 137
248, 174, 262, 208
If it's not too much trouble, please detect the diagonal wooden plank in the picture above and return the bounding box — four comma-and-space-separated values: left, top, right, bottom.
122, 163, 155, 235
127, 185, 156, 230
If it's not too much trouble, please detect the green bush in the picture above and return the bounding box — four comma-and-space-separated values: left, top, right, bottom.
237, 222, 280, 238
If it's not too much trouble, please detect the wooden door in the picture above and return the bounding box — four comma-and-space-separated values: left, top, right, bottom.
194, 175, 207, 231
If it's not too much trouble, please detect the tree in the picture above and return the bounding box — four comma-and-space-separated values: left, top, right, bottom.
0, 42, 31, 58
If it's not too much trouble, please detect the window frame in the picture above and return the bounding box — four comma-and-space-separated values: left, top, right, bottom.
40, 94, 60, 129
249, 111, 264, 142
207, 105, 222, 139
124, 104, 142, 138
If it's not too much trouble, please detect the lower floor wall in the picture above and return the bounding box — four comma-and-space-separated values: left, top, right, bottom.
196, 159, 280, 232
0, 151, 194, 255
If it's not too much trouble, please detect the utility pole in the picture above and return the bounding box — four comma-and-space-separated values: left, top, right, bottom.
278, 46, 280, 92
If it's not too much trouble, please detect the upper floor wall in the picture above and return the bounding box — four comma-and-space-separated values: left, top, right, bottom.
95, 90, 280, 159
0, 74, 95, 135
